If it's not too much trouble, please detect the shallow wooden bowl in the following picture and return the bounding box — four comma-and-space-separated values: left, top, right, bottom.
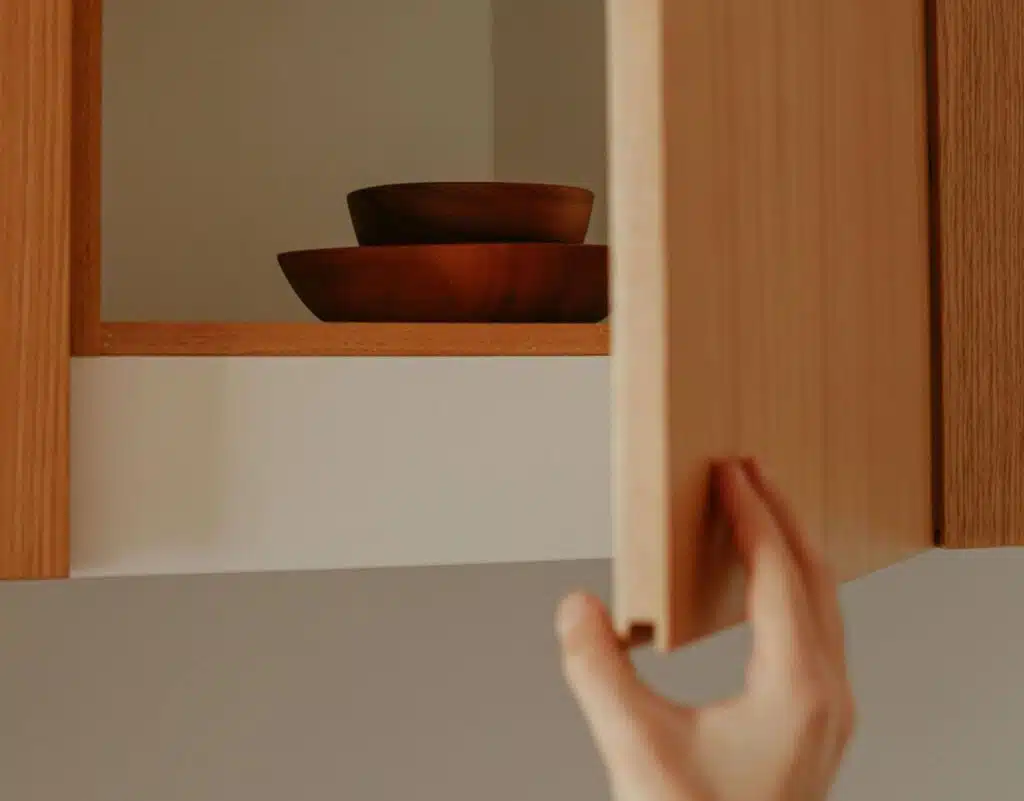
278, 244, 608, 323
346, 182, 595, 246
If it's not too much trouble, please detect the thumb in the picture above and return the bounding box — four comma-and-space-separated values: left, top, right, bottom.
557, 593, 653, 756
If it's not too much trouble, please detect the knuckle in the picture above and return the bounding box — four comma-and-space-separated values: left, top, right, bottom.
816, 560, 838, 589
607, 718, 669, 773
791, 681, 831, 729
789, 675, 856, 745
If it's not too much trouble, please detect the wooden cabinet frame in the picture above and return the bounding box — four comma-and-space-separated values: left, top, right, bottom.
2, 0, 1022, 582
1, 0, 72, 579
931, 0, 1024, 547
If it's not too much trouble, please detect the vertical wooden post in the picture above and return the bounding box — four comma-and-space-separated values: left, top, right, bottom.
71, 0, 104, 356
932, 0, 1024, 548
0, 0, 72, 578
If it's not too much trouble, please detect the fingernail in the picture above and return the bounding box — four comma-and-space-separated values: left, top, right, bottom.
723, 458, 745, 480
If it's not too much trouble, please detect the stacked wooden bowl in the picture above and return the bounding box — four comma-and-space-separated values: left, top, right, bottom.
278, 182, 609, 323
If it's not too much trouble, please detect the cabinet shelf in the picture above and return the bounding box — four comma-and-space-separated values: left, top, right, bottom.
93, 322, 610, 357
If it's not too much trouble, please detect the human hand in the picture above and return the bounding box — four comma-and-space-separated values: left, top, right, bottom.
557, 459, 854, 801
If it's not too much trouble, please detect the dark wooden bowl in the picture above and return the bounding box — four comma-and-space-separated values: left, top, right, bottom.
278, 244, 608, 323
346, 182, 595, 246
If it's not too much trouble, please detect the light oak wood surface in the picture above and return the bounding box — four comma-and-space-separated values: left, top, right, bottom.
933, 0, 1024, 548
96, 322, 609, 357
610, 0, 934, 649
0, 0, 72, 578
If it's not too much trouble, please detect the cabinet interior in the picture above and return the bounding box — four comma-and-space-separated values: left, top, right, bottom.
75, 0, 610, 356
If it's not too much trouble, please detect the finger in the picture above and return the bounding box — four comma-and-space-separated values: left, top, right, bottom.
557, 593, 656, 758
716, 461, 818, 670
741, 459, 828, 582
742, 459, 847, 663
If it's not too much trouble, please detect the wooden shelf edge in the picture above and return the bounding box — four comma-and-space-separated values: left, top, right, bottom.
89, 322, 610, 357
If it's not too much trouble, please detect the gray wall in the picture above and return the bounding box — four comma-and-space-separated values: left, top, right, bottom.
2, 550, 1023, 800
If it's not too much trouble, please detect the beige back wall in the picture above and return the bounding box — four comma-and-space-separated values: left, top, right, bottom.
492, 0, 608, 244
102, 0, 608, 322
2, 551, 1024, 800
102, 0, 495, 322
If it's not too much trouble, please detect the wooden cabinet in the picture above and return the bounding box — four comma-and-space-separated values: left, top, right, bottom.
2, 0, 1022, 641
6, 0, 612, 580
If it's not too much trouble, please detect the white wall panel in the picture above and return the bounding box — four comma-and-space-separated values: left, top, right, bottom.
72, 357, 611, 577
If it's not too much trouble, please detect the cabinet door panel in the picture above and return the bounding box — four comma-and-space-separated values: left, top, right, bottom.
610, 0, 933, 649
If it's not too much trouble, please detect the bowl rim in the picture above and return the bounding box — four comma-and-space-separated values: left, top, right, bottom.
277, 242, 609, 260
346, 181, 596, 202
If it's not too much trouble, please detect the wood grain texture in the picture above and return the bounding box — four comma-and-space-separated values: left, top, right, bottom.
933, 0, 1024, 548
610, 0, 934, 650
70, 0, 102, 355
99, 322, 609, 357
0, 0, 72, 578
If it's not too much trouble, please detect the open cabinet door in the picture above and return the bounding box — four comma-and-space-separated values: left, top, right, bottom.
610, 0, 934, 650
0, 0, 72, 579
